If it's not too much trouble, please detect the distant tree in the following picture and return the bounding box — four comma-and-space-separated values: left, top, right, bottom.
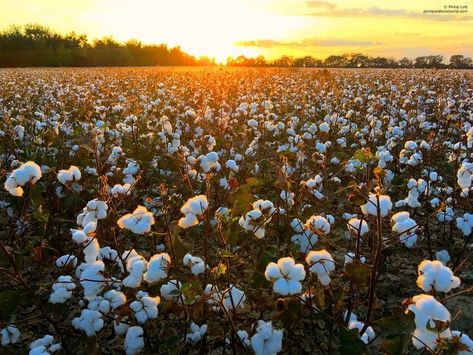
399, 57, 413, 68
324, 55, 347, 67
449, 55, 473, 69
415, 55, 445, 68
293, 56, 322, 67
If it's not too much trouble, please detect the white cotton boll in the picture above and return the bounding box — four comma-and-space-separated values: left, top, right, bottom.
450, 331, 473, 355
391, 212, 418, 248
83, 238, 100, 264
319, 122, 330, 132
123, 259, 148, 288
279, 191, 295, 206
236, 330, 251, 347
226, 159, 239, 172
1, 325, 20, 346
80, 261, 105, 300
250, 320, 283, 355
457, 162, 473, 197
49, 275, 76, 304
239, 208, 266, 238
407, 294, 451, 350
290, 218, 304, 233
113, 316, 130, 336
291, 230, 318, 253
29, 335, 61, 354
4, 161, 42, 197
57, 166, 81, 185
437, 207, 455, 223
125, 326, 144, 355
144, 253, 171, 284
348, 320, 375, 344
361, 194, 392, 217
306, 250, 335, 286
223, 285, 246, 310
87, 297, 111, 315
456, 213, 473, 236
178, 195, 208, 228
111, 183, 131, 197
160, 280, 184, 302
416, 260, 461, 293
219, 177, 231, 190
55, 254, 77, 268
130, 292, 160, 324
99, 246, 118, 261
183, 253, 206, 276
435, 250, 451, 265
104, 290, 126, 310
185, 322, 208, 344
347, 218, 369, 237
344, 252, 366, 266
264, 257, 305, 296
72, 309, 104, 336
178, 213, 198, 228
117, 205, 155, 235
304, 215, 330, 234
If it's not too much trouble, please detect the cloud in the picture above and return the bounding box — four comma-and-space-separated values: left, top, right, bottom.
235, 38, 383, 48
305, 1, 336, 9
305, 5, 473, 21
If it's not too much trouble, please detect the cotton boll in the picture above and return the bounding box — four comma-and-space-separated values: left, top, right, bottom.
178, 195, 208, 228
306, 250, 335, 286
250, 320, 283, 355
1, 325, 20, 346
391, 212, 418, 248
457, 162, 473, 197
29, 335, 61, 354
83, 237, 100, 264
226, 159, 239, 172
72, 309, 104, 336
99, 246, 119, 262
123, 258, 148, 288
113, 316, 130, 336
55, 254, 77, 268
347, 218, 369, 237
437, 207, 455, 223
183, 253, 206, 276
223, 285, 246, 310
456, 213, 473, 236
144, 253, 171, 284
57, 166, 81, 185
117, 205, 155, 235
264, 257, 305, 296
104, 290, 127, 310
348, 320, 375, 344
361, 193, 392, 217
125, 326, 144, 355
304, 215, 330, 234
185, 322, 208, 343
130, 291, 160, 324
111, 183, 131, 197
291, 230, 318, 253
80, 261, 105, 299
435, 250, 451, 265
344, 252, 366, 266
160, 280, 184, 302
416, 260, 461, 293
450, 331, 473, 355
4, 161, 42, 196
49, 275, 76, 304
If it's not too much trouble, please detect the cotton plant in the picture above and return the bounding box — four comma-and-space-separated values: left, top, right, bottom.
306, 250, 335, 286
76, 199, 108, 227
391, 212, 418, 248
178, 195, 209, 228
122, 255, 148, 288
4, 161, 42, 196
264, 257, 306, 295
55, 254, 78, 268
111, 183, 132, 197
117, 205, 155, 234
416, 260, 461, 293
344, 252, 366, 266
250, 320, 283, 355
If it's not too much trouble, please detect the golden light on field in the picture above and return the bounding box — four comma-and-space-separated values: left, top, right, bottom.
1, 0, 472, 61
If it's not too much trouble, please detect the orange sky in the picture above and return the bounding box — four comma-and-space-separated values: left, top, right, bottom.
1, 0, 472, 63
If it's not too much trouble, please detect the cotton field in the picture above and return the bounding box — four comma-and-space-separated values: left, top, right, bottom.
0, 67, 472, 354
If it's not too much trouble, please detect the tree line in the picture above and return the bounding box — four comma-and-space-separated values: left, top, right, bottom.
1, 24, 472, 69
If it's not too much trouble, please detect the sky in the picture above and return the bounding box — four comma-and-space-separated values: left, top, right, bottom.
1, 0, 472, 63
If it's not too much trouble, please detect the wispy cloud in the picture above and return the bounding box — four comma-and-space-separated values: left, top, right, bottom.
235, 38, 383, 48
305, 4, 473, 21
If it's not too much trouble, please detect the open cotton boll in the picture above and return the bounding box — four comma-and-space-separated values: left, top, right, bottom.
1, 325, 20, 346
185, 322, 208, 344
304, 215, 330, 234
178, 213, 199, 228
49, 275, 76, 304
55, 254, 77, 268
239, 209, 266, 238
160, 280, 184, 302
111, 183, 131, 197
117, 205, 155, 235
99, 246, 119, 261
456, 213, 473, 236
178, 195, 208, 228
226, 159, 239, 172
104, 290, 127, 310
57, 165, 81, 185
361, 193, 392, 217
290, 218, 304, 233
183, 253, 206, 276
264, 257, 306, 295
144, 253, 171, 284
71, 309, 104, 336
71, 221, 97, 244
406, 294, 451, 350
4, 161, 42, 196
83, 237, 100, 264
437, 207, 455, 223
348, 319, 375, 344
435, 250, 451, 265
457, 162, 473, 197
450, 331, 473, 355
291, 230, 318, 253
125, 326, 144, 355
416, 260, 461, 293
222, 285, 246, 310
130, 291, 160, 324
80, 260, 105, 299
113, 316, 130, 336
391, 212, 418, 248
77, 200, 108, 227
123, 258, 148, 288
306, 250, 335, 286
344, 252, 366, 266
250, 320, 283, 355
347, 218, 369, 237
29, 335, 61, 354
87, 296, 111, 314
